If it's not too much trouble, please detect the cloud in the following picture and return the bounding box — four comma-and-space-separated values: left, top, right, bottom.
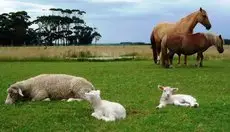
0, 0, 54, 19
88, 0, 142, 3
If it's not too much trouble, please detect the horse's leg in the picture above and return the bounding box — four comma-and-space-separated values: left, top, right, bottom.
157, 46, 161, 65
160, 45, 169, 68
177, 54, 181, 65
184, 55, 188, 66
168, 51, 175, 67
199, 53, 204, 67
195, 53, 201, 67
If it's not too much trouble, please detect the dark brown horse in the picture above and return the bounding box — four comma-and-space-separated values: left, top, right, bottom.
150, 8, 212, 65
161, 33, 224, 68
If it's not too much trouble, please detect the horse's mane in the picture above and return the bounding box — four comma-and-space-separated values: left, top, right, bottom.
203, 33, 224, 46
176, 11, 199, 24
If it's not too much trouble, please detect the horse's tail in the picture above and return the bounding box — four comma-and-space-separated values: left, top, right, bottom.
150, 31, 158, 64
161, 35, 168, 68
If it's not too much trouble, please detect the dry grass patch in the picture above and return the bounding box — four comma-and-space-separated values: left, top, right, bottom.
0, 45, 229, 60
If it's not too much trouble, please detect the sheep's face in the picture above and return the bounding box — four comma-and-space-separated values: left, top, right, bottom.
5, 87, 24, 104
158, 85, 178, 100
84, 90, 101, 102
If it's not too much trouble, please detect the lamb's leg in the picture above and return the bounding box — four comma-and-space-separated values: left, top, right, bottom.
190, 102, 199, 108
91, 112, 102, 120
67, 98, 83, 102
156, 103, 166, 109
101, 116, 115, 122
173, 100, 190, 107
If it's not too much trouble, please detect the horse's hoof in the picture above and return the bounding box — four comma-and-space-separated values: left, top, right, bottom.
169, 65, 174, 68
165, 65, 170, 68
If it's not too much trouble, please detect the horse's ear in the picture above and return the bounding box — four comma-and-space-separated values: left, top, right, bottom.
200, 7, 203, 12
219, 35, 222, 39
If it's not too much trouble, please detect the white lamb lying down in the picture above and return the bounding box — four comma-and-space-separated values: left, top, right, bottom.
156, 85, 199, 109
84, 90, 126, 122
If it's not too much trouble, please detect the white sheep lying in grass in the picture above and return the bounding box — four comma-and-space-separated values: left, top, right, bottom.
156, 85, 199, 109
5, 74, 95, 104
84, 90, 126, 122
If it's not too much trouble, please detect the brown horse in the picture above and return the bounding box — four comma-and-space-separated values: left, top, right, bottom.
150, 7, 212, 65
161, 33, 224, 68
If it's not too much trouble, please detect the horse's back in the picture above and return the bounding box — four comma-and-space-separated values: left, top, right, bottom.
163, 34, 184, 51
183, 33, 206, 46
166, 33, 207, 55
152, 22, 175, 42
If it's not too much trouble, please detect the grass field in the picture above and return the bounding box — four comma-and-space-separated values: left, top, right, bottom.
0, 60, 230, 131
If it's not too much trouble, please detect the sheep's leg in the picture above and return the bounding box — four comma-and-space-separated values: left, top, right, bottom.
156, 103, 166, 109
43, 98, 51, 101
67, 98, 83, 102
173, 100, 190, 107
32, 91, 48, 101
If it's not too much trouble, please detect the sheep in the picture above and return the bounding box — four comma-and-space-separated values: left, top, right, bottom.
84, 90, 126, 122
5, 74, 95, 104
156, 85, 199, 109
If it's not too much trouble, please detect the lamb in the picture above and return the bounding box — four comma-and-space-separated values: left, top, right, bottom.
5, 74, 95, 104
84, 90, 126, 122
156, 85, 199, 109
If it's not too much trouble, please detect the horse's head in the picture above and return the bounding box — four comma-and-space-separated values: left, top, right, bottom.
197, 7, 211, 30
216, 35, 224, 53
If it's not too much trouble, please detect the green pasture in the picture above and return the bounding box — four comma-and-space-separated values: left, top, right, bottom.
0, 60, 230, 132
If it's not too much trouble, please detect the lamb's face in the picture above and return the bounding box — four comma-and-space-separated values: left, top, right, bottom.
5, 86, 24, 104
84, 90, 101, 102
158, 85, 178, 100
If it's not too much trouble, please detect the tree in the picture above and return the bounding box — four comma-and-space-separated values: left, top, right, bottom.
0, 11, 31, 46
34, 8, 101, 46
0, 8, 101, 46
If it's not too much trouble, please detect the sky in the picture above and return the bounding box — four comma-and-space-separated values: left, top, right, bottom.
0, 0, 229, 43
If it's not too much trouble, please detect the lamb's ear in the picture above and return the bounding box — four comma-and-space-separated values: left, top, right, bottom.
18, 88, 24, 97
158, 85, 164, 90
172, 88, 178, 92
96, 90, 100, 95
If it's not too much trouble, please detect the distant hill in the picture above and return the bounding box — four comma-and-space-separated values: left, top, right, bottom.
224, 39, 230, 45
120, 42, 150, 45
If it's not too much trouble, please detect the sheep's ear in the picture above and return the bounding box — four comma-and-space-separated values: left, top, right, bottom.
85, 92, 90, 96
8, 87, 17, 94
18, 88, 24, 97
158, 85, 164, 90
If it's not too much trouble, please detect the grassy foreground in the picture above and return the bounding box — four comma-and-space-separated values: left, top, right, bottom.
0, 60, 230, 132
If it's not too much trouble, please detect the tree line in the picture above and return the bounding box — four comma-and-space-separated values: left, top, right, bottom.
0, 8, 101, 46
